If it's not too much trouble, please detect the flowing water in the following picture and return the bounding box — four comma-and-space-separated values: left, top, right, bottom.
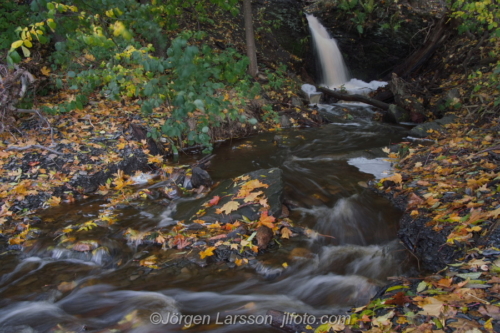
0, 104, 414, 332
306, 14, 350, 88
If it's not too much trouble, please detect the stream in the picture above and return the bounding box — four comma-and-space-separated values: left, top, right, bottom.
0, 104, 413, 333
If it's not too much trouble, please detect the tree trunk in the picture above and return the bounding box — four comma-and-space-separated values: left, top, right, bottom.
392, 15, 452, 78
243, 0, 258, 77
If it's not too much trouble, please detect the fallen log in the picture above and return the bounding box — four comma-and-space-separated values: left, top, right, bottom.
317, 87, 390, 110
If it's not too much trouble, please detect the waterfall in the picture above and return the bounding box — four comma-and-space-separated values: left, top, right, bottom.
306, 14, 349, 88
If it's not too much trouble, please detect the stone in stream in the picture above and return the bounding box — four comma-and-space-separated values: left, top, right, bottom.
190, 168, 284, 224
409, 114, 458, 137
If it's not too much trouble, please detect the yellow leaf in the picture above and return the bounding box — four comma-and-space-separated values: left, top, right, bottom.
281, 227, 292, 239
484, 318, 493, 331
47, 196, 61, 206
41, 66, 51, 76
282, 262, 288, 268
117, 142, 127, 150
219, 201, 240, 215
382, 173, 403, 185
236, 179, 269, 198
243, 190, 263, 203
147, 154, 164, 164
140, 255, 157, 267
488, 207, 500, 218
84, 53, 95, 61
199, 246, 216, 259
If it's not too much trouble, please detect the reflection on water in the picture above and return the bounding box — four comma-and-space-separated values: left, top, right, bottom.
0, 105, 411, 332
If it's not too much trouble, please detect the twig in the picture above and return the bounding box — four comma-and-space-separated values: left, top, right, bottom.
6, 144, 64, 155
467, 292, 490, 305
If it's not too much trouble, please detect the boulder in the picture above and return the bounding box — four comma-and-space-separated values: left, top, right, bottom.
189, 168, 284, 224
409, 114, 457, 137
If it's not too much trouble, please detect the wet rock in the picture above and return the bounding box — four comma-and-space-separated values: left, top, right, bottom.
191, 166, 212, 188
387, 104, 410, 124
409, 114, 458, 137
186, 251, 208, 267
291, 97, 303, 107
190, 168, 284, 224
227, 225, 248, 239
256, 226, 273, 250
280, 114, 292, 128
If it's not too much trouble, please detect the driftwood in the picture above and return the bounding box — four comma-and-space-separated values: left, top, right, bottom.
318, 87, 390, 110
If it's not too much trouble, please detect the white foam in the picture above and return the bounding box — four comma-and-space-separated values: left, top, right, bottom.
327, 78, 388, 95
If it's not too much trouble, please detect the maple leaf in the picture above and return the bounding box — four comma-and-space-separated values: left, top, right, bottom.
281, 227, 293, 239
259, 197, 269, 208
147, 154, 163, 164
243, 190, 263, 203
258, 211, 275, 229
218, 201, 240, 215
113, 178, 133, 190
199, 246, 216, 259
488, 207, 500, 218
44, 196, 61, 207
236, 179, 269, 198
417, 297, 444, 316
382, 173, 403, 186
155, 234, 166, 244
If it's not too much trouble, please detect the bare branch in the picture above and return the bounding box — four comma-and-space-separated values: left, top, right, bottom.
6, 144, 64, 155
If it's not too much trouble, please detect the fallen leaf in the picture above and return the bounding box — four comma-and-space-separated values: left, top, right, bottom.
207, 195, 221, 206
218, 201, 240, 215
258, 211, 275, 229
199, 246, 216, 259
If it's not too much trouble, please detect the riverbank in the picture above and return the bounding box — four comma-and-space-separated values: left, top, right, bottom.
0, 90, 327, 250
341, 114, 500, 333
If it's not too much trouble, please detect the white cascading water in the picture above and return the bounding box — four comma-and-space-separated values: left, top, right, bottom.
306, 14, 349, 88
304, 14, 388, 96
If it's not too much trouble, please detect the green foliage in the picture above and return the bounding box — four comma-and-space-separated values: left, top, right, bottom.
0, 2, 30, 51
448, 0, 499, 35
334, 0, 403, 34
161, 33, 258, 151
339, 0, 358, 11
447, 0, 500, 111
4, 0, 267, 151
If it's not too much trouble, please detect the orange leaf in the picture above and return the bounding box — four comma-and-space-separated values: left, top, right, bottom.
199, 246, 216, 259
258, 211, 275, 229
